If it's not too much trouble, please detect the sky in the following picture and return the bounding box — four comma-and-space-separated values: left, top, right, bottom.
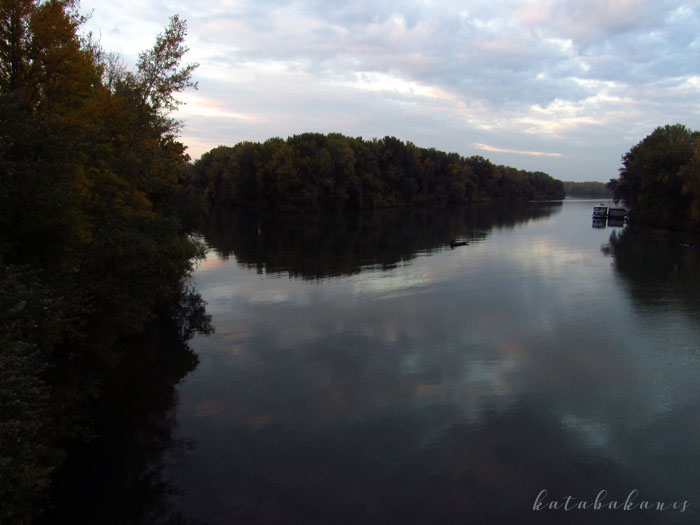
80, 0, 700, 182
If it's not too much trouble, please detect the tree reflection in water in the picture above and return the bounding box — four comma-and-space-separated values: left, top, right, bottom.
603, 227, 700, 314
42, 202, 566, 523
204, 202, 562, 280
43, 286, 212, 525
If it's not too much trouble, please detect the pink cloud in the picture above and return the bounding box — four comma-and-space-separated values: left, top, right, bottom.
474, 143, 563, 157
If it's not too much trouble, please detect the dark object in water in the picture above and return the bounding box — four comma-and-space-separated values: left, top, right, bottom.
608, 207, 627, 219
450, 240, 469, 248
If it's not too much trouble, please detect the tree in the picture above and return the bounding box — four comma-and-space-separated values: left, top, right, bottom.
0, 0, 99, 117
0, 0, 98, 267
678, 137, 700, 231
1, 2, 202, 519
609, 124, 699, 230
190, 134, 565, 210
134, 14, 197, 114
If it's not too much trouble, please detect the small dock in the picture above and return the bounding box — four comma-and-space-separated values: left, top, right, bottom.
591, 203, 627, 228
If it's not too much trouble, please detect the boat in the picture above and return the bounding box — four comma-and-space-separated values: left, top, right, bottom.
450, 240, 469, 248
592, 203, 608, 218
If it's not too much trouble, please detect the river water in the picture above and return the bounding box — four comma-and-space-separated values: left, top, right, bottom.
63, 200, 700, 524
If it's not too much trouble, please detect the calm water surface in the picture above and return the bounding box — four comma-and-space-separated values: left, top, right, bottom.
167, 200, 700, 524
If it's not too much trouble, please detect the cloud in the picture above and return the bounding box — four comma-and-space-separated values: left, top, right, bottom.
177, 93, 259, 120
517, 0, 666, 43
80, 0, 700, 181
474, 143, 564, 158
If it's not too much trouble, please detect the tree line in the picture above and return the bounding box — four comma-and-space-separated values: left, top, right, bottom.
562, 181, 612, 199
0, 1, 204, 520
186, 133, 565, 212
608, 124, 700, 232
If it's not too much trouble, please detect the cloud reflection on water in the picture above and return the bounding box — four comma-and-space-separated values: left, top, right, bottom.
173, 201, 700, 523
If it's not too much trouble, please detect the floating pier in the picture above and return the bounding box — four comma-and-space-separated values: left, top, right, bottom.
592, 203, 627, 228
592, 203, 627, 218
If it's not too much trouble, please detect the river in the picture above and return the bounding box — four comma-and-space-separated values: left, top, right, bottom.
52, 200, 700, 524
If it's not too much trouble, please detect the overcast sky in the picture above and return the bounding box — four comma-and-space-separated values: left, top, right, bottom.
81, 0, 700, 182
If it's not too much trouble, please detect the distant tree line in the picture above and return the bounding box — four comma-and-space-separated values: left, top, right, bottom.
562, 181, 612, 198
0, 2, 205, 520
186, 134, 565, 212
608, 124, 700, 232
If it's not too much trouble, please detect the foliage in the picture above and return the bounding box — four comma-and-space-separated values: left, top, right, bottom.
0, 264, 65, 523
562, 181, 612, 199
133, 14, 197, 114
0, 0, 98, 117
0, 1, 202, 520
608, 124, 700, 231
188, 133, 565, 212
